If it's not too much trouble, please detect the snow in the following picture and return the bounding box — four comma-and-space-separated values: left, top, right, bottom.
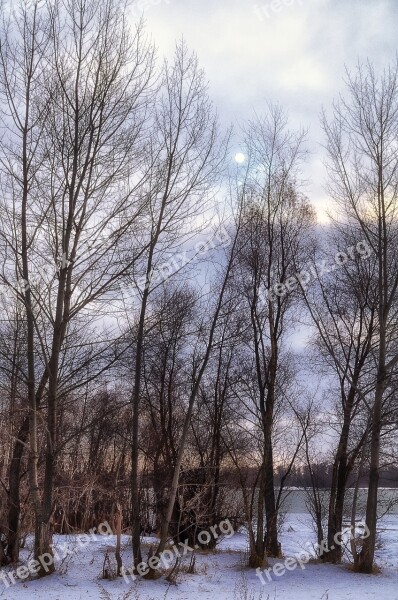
1, 515, 397, 599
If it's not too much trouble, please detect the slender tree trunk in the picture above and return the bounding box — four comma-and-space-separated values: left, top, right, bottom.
264, 436, 279, 557
131, 284, 150, 566
19, 25, 47, 573
6, 418, 29, 563
6, 369, 49, 562
148, 228, 239, 575
263, 349, 279, 558
357, 377, 384, 573
254, 462, 265, 562
326, 416, 351, 564
351, 426, 369, 565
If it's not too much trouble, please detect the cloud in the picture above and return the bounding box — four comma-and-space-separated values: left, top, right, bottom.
134, 0, 398, 219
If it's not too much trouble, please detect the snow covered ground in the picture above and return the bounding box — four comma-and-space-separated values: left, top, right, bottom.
1, 514, 397, 599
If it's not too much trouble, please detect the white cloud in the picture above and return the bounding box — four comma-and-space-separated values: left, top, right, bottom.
134, 0, 398, 220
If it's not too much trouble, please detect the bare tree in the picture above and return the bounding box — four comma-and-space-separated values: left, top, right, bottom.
322, 59, 398, 573
0, 0, 154, 573
298, 232, 376, 563
233, 105, 314, 561
151, 214, 240, 567
124, 41, 226, 565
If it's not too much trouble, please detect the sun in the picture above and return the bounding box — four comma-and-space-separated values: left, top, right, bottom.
234, 152, 245, 164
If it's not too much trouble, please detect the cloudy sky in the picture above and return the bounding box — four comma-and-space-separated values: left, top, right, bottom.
133, 0, 398, 219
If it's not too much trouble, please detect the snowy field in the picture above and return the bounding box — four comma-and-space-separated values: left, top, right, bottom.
1, 513, 397, 599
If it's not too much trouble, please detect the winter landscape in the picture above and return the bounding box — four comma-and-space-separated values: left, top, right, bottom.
0, 0, 398, 598
2, 499, 398, 599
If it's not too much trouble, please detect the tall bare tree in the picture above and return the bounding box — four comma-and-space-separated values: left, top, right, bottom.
0, 0, 154, 573
233, 105, 314, 562
322, 59, 398, 573
124, 41, 226, 565
298, 231, 376, 563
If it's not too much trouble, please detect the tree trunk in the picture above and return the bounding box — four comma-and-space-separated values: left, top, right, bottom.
326, 417, 351, 564
357, 377, 384, 573
264, 437, 279, 557
6, 418, 29, 562
254, 463, 265, 562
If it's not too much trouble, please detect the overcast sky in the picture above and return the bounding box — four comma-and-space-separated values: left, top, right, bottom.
132, 0, 398, 220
